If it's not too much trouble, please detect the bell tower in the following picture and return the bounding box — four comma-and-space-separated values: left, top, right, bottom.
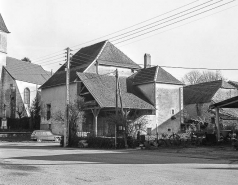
0, 14, 10, 73
0, 14, 10, 119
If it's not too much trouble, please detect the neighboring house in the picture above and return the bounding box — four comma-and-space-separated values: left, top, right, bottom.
127, 57, 184, 135
0, 57, 51, 118
183, 80, 238, 127
40, 41, 183, 136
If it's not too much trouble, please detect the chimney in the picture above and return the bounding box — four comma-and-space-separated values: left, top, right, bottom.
144, 53, 151, 68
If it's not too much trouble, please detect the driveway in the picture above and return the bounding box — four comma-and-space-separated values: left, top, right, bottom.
0, 142, 238, 185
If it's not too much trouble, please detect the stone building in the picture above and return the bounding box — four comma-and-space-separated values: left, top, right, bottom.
40, 40, 183, 136
0, 14, 51, 119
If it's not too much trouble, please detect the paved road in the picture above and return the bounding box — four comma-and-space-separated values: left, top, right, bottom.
0, 142, 238, 185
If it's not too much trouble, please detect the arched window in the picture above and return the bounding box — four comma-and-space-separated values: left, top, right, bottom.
24, 88, 30, 104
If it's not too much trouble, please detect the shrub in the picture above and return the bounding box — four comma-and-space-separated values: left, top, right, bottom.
7, 117, 30, 130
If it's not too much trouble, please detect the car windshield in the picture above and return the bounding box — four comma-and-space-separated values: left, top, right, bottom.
45, 131, 53, 136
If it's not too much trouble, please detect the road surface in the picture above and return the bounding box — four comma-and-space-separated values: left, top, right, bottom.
0, 142, 238, 185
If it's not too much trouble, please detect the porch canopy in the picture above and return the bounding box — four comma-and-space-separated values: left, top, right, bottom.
210, 96, 238, 109
76, 72, 155, 136
210, 95, 238, 141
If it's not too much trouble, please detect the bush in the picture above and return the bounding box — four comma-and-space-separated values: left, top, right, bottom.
6, 117, 30, 130
67, 135, 140, 149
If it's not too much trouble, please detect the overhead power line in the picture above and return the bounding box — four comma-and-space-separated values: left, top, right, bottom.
117, 3, 238, 47
31, 0, 199, 62
113, 0, 236, 45
160, 65, 238, 71
69, 0, 199, 50
16, 0, 237, 76
110, 0, 216, 42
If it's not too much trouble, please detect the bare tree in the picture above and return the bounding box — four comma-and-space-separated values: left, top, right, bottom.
21, 57, 31, 63
182, 70, 225, 85
106, 111, 148, 148
53, 97, 85, 146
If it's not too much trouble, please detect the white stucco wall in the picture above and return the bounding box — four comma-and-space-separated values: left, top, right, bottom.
40, 83, 77, 134
134, 83, 183, 135
15, 80, 39, 116
155, 83, 183, 129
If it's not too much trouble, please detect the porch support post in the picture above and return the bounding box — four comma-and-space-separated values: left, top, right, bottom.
215, 107, 220, 142
91, 108, 100, 137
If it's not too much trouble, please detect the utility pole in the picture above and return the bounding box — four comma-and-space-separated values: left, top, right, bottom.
118, 80, 128, 148
64, 47, 71, 147
115, 69, 118, 148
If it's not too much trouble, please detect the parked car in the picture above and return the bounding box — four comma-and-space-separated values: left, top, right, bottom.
31, 130, 62, 142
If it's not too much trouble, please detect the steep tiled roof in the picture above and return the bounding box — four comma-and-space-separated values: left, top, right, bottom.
5, 57, 51, 85
41, 40, 140, 89
156, 67, 183, 84
184, 80, 236, 105
228, 81, 238, 89
77, 72, 155, 110
129, 66, 183, 85
97, 42, 140, 69
129, 66, 157, 84
0, 14, 10, 33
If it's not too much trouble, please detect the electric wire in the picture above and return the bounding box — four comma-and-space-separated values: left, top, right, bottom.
12, 0, 238, 76
69, 0, 199, 50
109, 0, 216, 42
117, 4, 238, 47
33, 0, 233, 66
114, 0, 236, 45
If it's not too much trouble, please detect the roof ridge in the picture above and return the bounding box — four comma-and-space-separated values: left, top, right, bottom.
154, 66, 159, 82
84, 40, 108, 72
7, 56, 45, 68
184, 80, 223, 88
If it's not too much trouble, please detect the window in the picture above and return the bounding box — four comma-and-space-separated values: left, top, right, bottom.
171, 109, 175, 115
147, 128, 152, 135
24, 88, 30, 104
47, 104, 51, 120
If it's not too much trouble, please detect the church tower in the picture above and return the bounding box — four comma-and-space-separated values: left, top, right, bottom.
0, 14, 10, 119
0, 14, 10, 74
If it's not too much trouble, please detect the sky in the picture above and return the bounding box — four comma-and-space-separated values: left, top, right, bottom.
1, 0, 238, 81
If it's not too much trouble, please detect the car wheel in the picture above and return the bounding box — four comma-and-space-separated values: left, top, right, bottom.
37, 139, 42, 142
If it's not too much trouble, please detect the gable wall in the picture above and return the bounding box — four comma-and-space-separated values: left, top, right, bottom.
0, 68, 27, 118
40, 83, 77, 135
15, 80, 39, 116
155, 83, 183, 134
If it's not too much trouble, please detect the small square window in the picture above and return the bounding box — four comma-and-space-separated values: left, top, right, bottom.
171, 109, 175, 115
147, 128, 152, 135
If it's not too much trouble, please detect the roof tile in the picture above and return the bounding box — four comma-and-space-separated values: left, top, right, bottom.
77, 72, 155, 110
184, 80, 236, 105
6, 57, 51, 85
